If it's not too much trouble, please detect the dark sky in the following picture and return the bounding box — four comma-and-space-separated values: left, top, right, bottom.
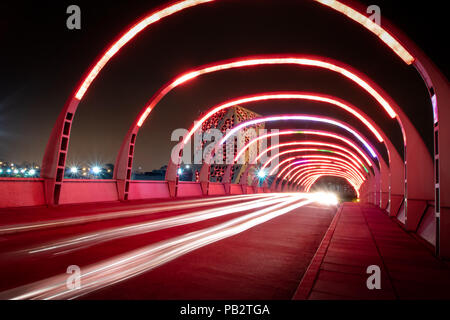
1, 0, 448, 170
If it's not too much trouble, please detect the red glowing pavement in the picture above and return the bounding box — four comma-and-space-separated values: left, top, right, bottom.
0, 196, 449, 299
0, 194, 334, 299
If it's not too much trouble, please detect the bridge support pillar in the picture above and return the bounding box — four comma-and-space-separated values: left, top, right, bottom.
239, 165, 250, 194
222, 165, 233, 195
399, 107, 434, 231
380, 158, 390, 209
198, 162, 210, 196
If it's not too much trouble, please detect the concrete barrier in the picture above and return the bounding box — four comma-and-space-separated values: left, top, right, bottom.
0, 178, 46, 208
230, 184, 243, 195
177, 181, 203, 197
208, 182, 226, 195
128, 180, 170, 200
417, 203, 436, 246
59, 179, 119, 204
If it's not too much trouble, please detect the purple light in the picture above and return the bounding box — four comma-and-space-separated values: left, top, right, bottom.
216, 115, 377, 159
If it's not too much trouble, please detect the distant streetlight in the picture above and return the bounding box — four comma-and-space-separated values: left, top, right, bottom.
92, 166, 101, 174
257, 170, 266, 178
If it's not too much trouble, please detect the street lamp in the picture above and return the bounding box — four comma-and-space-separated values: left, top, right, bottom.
257, 169, 266, 178
92, 166, 101, 175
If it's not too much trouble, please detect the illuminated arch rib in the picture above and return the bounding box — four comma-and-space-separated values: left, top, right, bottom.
112, 54, 404, 194
280, 161, 365, 184
293, 170, 362, 197
252, 141, 368, 180
300, 169, 362, 188
277, 159, 363, 181
302, 172, 362, 194
269, 154, 365, 177
74, 0, 214, 100
184, 93, 384, 145
234, 129, 374, 167
289, 165, 364, 187
255, 141, 368, 170
72, 0, 414, 104
252, 155, 366, 188
212, 114, 377, 164
302, 173, 361, 197
136, 56, 397, 131
260, 148, 367, 175
283, 168, 363, 194
284, 162, 364, 185
313, 0, 414, 65
298, 170, 362, 190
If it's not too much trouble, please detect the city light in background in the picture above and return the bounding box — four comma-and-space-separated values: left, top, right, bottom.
0, 160, 116, 179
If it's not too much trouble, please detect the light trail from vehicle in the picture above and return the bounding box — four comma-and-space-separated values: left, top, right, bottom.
0, 194, 320, 300
0, 193, 272, 235
22, 194, 292, 256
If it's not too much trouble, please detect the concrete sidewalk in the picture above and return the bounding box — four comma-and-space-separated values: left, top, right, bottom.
294, 202, 450, 300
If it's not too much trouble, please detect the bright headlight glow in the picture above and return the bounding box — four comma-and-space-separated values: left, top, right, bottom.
92, 166, 101, 174
70, 167, 78, 174
257, 170, 266, 178
311, 192, 339, 206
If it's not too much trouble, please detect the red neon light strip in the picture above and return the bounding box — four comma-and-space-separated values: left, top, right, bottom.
286, 162, 364, 184
299, 170, 361, 190
260, 148, 365, 173
269, 154, 363, 176
75, 0, 214, 100
314, 0, 414, 65
276, 160, 363, 183
186, 93, 384, 144
289, 166, 364, 186
304, 173, 360, 197
301, 170, 362, 189
235, 129, 373, 167
135, 56, 397, 129
255, 141, 366, 169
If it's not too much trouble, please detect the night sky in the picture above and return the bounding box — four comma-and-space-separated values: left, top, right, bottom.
1, 0, 448, 171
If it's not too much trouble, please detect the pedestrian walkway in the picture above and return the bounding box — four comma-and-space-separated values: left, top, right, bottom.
293, 202, 450, 299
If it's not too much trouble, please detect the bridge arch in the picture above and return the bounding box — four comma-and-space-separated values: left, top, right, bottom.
40, 0, 446, 255
214, 115, 385, 203
279, 161, 365, 184
110, 55, 420, 217
295, 169, 363, 191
